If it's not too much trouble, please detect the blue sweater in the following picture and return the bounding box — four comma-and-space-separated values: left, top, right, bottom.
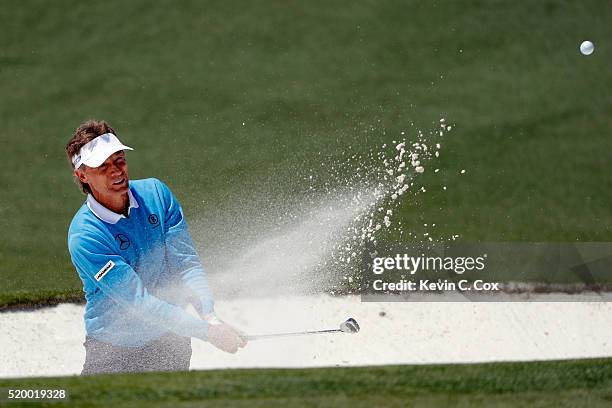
68, 178, 213, 346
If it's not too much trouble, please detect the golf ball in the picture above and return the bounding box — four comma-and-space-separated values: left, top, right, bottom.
580, 40, 594, 55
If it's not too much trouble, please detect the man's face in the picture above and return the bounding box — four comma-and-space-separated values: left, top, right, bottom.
75, 151, 129, 197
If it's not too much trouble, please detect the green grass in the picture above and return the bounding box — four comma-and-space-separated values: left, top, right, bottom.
1, 359, 612, 407
0, 1, 610, 303
0, 289, 82, 311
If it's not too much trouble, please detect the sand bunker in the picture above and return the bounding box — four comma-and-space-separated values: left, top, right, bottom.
2, 295, 612, 378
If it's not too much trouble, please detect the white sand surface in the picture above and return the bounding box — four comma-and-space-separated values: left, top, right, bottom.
1, 295, 612, 378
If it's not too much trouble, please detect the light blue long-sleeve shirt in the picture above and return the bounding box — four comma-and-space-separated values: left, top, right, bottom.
68, 178, 214, 346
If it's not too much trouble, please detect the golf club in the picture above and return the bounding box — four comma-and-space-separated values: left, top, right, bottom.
244, 318, 360, 340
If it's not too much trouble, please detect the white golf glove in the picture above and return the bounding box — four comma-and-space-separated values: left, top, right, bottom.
204, 313, 247, 354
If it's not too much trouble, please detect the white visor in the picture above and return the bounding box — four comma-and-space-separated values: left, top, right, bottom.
72, 133, 133, 169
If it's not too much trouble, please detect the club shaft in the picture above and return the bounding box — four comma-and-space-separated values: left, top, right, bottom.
245, 328, 341, 340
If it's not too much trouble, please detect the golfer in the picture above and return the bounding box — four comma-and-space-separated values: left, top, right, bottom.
66, 120, 246, 375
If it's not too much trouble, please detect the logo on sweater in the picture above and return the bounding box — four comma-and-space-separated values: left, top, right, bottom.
115, 234, 131, 250
148, 213, 159, 227
95, 260, 115, 281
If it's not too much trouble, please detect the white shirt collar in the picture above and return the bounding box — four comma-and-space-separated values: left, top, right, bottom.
86, 189, 139, 224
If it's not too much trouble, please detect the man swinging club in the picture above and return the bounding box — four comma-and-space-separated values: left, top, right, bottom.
66, 120, 246, 375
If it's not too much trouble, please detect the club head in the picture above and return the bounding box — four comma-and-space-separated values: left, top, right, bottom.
339, 317, 360, 334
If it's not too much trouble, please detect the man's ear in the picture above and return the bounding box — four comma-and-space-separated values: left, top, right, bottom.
74, 168, 88, 183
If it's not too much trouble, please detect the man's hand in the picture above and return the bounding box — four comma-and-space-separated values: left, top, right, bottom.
205, 314, 247, 354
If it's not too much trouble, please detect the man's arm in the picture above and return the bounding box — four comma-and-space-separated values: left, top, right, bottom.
157, 179, 214, 317
155, 179, 247, 352
69, 232, 210, 340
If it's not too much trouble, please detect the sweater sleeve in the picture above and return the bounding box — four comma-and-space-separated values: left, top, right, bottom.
157, 179, 215, 316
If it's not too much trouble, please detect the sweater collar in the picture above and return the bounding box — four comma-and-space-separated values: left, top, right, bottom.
86, 189, 139, 224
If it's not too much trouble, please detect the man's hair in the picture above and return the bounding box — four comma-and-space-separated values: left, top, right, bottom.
66, 120, 117, 195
